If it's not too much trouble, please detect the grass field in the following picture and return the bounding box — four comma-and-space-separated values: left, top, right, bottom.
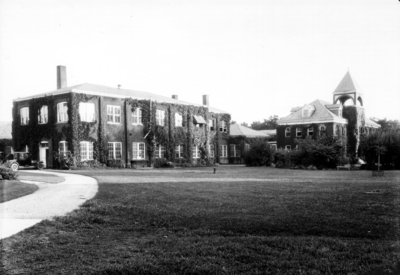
0, 180, 38, 203
1, 167, 400, 274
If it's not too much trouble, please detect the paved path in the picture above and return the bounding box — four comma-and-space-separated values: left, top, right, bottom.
0, 171, 98, 239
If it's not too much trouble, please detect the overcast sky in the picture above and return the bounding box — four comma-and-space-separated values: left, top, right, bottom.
0, 0, 399, 124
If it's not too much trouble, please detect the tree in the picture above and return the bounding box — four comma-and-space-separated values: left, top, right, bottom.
244, 141, 273, 166
371, 118, 400, 130
240, 122, 249, 127
250, 115, 279, 130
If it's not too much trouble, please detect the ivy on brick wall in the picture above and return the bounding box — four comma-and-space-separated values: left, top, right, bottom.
343, 106, 365, 157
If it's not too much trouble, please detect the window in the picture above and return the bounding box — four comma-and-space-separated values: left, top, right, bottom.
209, 119, 215, 131
220, 145, 228, 157
79, 102, 95, 122
175, 145, 183, 158
59, 141, 68, 156
296, 127, 302, 137
132, 142, 145, 159
307, 127, 314, 136
209, 144, 215, 158
342, 126, 347, 136
244, 143, 250, 151
57, 102, 68, 123
319, 125, 326, 136
335, 125, 340, 136
220, 120, 227, 133
20, 107, 29, 125
175, 113, 182, 127
154, 144, 166, 158
156, 110, 165, 126
230, 144, 241, 157
108, 142, 122, 159
80, 141, 93, 160
192, 146, 200, 159
285, 127, 291, 137
285, 145, 291, 150
107, 105, 121, 124
132, 108, 142, 125
38, 105, 48, 124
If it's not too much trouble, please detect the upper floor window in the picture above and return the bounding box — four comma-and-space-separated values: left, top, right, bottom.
175, 145, 183, 159
107, 105, 121, 124
175, 113, 182, 127
38, 105, 48, 124
307, 127, 314, 136
79, 102, 95, 122
209, 144, 215, 158
154, 144, 166, 158
108, 142, 122, 160
59, 141, 68, 157
296, 127, 302, 137
80, 141, 93, 160
209, 119, 215, 131
220, 120, 227, 133
220, 145, 228, 157
132, 108, 142, 125
20, 107, 29, 125
132, 142, 145, 160
57, 102, 68, 123
156, 110, 165, 126
285, 127, 291, 137
192, 145, 200, 159
319, 125, 326, 136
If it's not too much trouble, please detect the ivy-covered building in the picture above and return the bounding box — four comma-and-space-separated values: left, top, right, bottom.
276, 71, 380, 156
12, 66, 231, 168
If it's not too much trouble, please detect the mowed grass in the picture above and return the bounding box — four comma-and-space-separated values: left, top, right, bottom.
1, 167, 400, 274
0, 180, 38, 203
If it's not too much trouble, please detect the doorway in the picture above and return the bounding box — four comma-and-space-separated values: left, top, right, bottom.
39, 141, 49, 168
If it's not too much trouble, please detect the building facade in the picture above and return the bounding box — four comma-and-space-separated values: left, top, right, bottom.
276, 71, 380, 155
12, 66, 231, 168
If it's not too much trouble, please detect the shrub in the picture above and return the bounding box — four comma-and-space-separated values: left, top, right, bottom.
0, 164, 19, 180
244, 141, 273, 166
154, 158, 175, 168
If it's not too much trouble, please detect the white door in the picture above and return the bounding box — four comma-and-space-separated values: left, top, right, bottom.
39, 142, 49, 168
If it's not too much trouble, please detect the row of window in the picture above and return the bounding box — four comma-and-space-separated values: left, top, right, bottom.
20, 104, 228, 132
285, 125, 327, 137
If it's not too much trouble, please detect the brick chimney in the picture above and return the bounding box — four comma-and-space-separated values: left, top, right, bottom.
172, 95, 178, 100
202, 95, 209, 106
57, 65, 67, 89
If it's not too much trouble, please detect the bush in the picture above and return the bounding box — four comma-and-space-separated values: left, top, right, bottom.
244, 141, 273, 166
154, 158, 175, 168
0, 164, 19, 180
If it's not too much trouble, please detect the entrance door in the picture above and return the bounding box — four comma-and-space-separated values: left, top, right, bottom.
39, 142, 49, 168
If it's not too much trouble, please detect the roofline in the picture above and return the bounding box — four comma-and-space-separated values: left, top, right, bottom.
278, 119, 348, 125
13, 90, 71, 102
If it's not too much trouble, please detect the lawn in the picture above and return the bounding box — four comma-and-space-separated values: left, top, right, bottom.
0, 180, 38, 203
1, 167, 400, 274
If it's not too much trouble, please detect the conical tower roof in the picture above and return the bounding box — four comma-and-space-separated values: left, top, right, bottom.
333, 71, 363, 95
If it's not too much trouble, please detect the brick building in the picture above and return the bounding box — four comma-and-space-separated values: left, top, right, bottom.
12, 66, 231, 168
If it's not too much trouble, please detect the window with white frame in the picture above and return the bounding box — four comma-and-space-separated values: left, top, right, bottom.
209, 144, 215, 158
38, 105, 48, 124
319, 125, 326, 136
156, 110, 165, 126
20, 107, 29, 125
230, 144, 241, 157
209, 119, 215, 131
108, 142, 122, 159
132, 108, 142, 125
220, 145, 228, 157
173, 113, 182, 127
175, 145, 183, 158
57, 102, 68, 123
307, 127, 314, 136
296, 127, 302, 137
132, 142, 145, 160
192, 145, 200, 159
154, 144, 166, 158
59, 141, 68, 156
219, 120, 227, 133
107, 105, 121, 124
285, 127, 291, 137
285, 145, 291, 150
79, 102, 95, 122
80, 141, 94, 160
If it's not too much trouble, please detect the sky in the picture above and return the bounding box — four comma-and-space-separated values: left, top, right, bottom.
0, 0, 399, 125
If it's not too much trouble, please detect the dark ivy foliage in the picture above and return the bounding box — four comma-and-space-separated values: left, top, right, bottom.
243, 140, 274, 166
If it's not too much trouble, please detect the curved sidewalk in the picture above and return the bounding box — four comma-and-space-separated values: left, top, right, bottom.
0, 170, 98, 239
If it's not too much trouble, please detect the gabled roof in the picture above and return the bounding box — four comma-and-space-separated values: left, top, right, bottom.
333, 71, 363, 95
258, 129, 277, 136
230, 124, 270, 137
14, 83, 229, 114
277, 99, 348, 125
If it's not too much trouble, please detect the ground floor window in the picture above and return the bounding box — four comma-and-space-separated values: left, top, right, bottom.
154, 144, 166, 158
132, 142, 145, 160
59, 141, 68, 156
108, 142, 122, 159
209, 144, 214, 158
175, 145, 183, 158
80, 141, 94, 160
230, 144, 241, 157
220, 145, 228, 157
192, 145, 200, 159
285, 145, 291, 151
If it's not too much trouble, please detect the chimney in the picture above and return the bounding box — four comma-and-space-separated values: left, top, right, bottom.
172, 95, 178, 100
57, 65, 67, 89
202, 94, 209, 106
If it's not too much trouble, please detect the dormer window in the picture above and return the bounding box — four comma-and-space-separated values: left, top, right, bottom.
303, 109, 309, 117
301, 105, 315, 118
